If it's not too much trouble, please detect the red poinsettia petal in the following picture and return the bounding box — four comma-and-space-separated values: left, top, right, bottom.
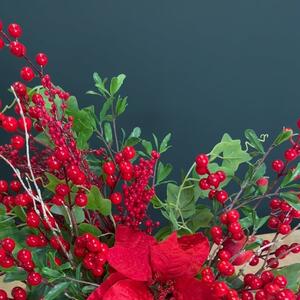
107, 225, 155, 281
87, 273, 126, 300
150, 232, 210, 280
103, 279, 154, 300
174, 276, 215, 300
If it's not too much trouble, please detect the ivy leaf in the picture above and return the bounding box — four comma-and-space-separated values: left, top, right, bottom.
78, 223, 102, 236
186, 206, 213, 232
44, 282, 71, 300
44, 173, 64, 193
244, 129, 264, 154
281, 163, 300, 188
274, 130, 293, 146
156, 162, 173, 184
110, 74, 126, 96
87, 186, 112, 216
159, 133, 172, 153
210, 133, 251, 174
272, 263, 300, 291
280, 192, 300, 210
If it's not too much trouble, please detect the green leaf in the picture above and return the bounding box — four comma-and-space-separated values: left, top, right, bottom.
110, 74, 126, 96
274, 130, 293, 146
93, 72, 109, 96
100, 98, 113, 122
159, 133, 172, 153
280, 192, 300, 210
12, 206, 26, 222
0, 204, 6, 216
87, 186, 112, 216
35, 132, 54, 148
66, 96, 79, 112
78, 223, 102, 236
86, 90, 101, 96
245, 239, 263, 250
244, 129, 265, 154
155, 226, 172, 241
116, 96, 128, 116
82, 285, 97, 294
45, 173, 64, 193
42, 267, 62, 278
142, 140, 153, 156
104, 122, 113, 144
72, 206, 85, 223
125, 137, 140, 146
129, 127, 141, 138
44, 282, 71, 300
281, 163, 300, 188
58, 262, 72, 271
272, 263, 300, 291
186, 206, 213, 231
210, 133, 251, 175
156, 162, 173, 184
4, 269, 27, 282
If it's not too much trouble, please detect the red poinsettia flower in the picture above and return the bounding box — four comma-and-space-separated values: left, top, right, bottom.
88, 225, 212, 300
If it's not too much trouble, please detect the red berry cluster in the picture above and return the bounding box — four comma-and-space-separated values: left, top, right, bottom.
195, 153, 228, 204
0, 286, 27, 300
242, 272, 294, 300
74, 233, 108, 277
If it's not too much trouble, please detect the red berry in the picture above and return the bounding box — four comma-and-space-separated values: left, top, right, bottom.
36, 53, 48, 66
195, 154, 209, 167
2, 238, 15, 252
255, 290, 266, 300
249, 255, 259, 266
122, 146, 136, 160
103, 161, 115, 175
119, 161, 133, 174
290, 243, 300, 253
284, 148, 297, 161
216, 190, 228, 204
106, 175, 116, 188
27, 272, 42, 286
20, 67, 35, 82
54, 147, 70, 162
228, 222, 242, 234
0, 289, 7, 300
216, 170, 226, 182
272, 160, 284, 173
196, 165, 208, 175
9, 41, 26, 57
210, 226, 223, 239
261, 271, 274, 284
55, 184, 70, 196
269, 198, 281, 210
0, 180, 8, 193
92, 266, 104, 277
11, 287, 27, 300
241, 291, 253, 300
17, 249, 32, 263
220, 212, 228, 224
0, 256, 14, 268
199, 178, 210, 190
273, 275, 287, 288
47, 156, 62, 171
86, 237, 101, 252
8, 23, 22, 38
217, 260, 235, 276
264, 283, 280, 296
267, 258, 279, 268
207, 173, 220, 188
26, 211, 40, 228
2, 116, 18, 132
110, 192, 122, 205
249, 277, 263, 289
208, 189, 217, 199
18, 117, 32, 131
12, 82, 27, 97
256, 177, 268, 186
278, 224, 291, 235
0, 38, 4, 50
10, 135, 25, 150
26, 235, 40, 247
213, 282, 229, 298
227, 210, 240, 223
268, 216, 279, 230
75, 192, 88, 207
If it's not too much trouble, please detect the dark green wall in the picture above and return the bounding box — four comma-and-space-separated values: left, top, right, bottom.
1, 1, 300, 198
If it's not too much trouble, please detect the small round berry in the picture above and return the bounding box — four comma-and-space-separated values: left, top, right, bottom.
273, 275, 287, 288
217, 260, 235, 276
18, 117, 32, 131
92, 266, 104, 277
195, 154, 209, 167
27, 272, 42, 286
260, 271, 274, 284
267, 258, 279, 268
216, 170, 226, 182
228, 222, 242, 234
110, 192, 122, 205
213, 282, 229, 298
249, 276, 263, 289
2, 238, 15, 252
255, 290, 266, 300
9, 41, 26, 57
103, 161, 115, 175
0, 289, 7, 300
17, 249, 32, 263
75, 192, 88, 207
119, 161, 133, 174
267, 216, 279, 230
8, 23, 22, 38
290, 243, 300, 253
12, 82, 27, 97
241, 291, 253, 300
54, 147, 70, 162
272, 160, 284, 173
0, 256, 14, 268
284, 148, 297, 161
269, 198, 281, 210
207, 173, 220, 188
86, 237, 101, 253
278, 224, 291, 235
199, 178, 210, 190
36, 52, 48, 66
218, 249, 232, 260
196, 165, 208, 175
2, 116, 18, 132
122, 146, 136, 160
210, 226, 223, 239
20, 67, 35, 82
10, 135, 25, 150
55, 184, 70, 197
11, 287, 27, 300
26, 211, 40, 228
0, 180, 8, 193
216, 190, 228, 204
227, 209, 240, 223
249, 255, 259, 266
47, 156, 62, 171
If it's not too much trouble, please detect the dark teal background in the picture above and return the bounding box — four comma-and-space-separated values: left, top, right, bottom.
0, 1, 299, 200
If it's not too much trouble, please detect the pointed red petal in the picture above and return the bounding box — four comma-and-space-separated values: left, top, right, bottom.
150, 232, 210, 280
87, 273, 126, 300
107, 225, 155, 281
174, 276, 215, 300
103, 279, 153, 300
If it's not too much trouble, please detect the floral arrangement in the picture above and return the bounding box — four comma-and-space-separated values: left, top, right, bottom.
0, 20, 299, 300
